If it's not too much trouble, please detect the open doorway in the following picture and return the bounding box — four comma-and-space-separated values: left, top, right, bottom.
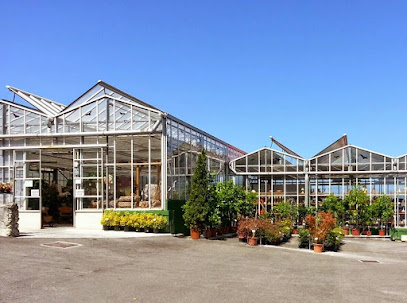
40, 149, 74, 227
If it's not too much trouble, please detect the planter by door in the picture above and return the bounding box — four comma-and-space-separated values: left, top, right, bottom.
190, 228, 201, 239
352, 228, 360, 236
343, 228, 349, 235
379, 229, 386, 236
248, 237, 258, 246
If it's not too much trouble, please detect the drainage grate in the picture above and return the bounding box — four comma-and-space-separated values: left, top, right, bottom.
359, 259, 380, 263
41, 241, 82, 249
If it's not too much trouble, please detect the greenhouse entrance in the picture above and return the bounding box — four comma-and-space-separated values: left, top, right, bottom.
39, 148, 74, 228
16, 147, 106, 229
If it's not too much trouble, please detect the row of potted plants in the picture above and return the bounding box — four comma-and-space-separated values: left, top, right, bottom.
237, 218, 293, 246
101, 210, 168, 233
315, 188, 394, 237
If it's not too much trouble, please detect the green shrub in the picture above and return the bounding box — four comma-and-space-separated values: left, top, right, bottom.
280, 226, 291, 241
264, 224, 282, 245
324, 227, 345, 252
298, 229, 310, 248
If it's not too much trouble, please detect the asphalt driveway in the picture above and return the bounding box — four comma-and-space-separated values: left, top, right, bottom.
1, 235, 406, 303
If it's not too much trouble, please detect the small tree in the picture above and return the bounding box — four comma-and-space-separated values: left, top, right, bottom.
371, 195, 394, 230
215, 180, 256, 227
305, 212, 336, 244
344, 186, 369, 229
241, 190, 257, 218
319, 194, 346, 226
272, 202, 295, 222
182, 150, 211, 231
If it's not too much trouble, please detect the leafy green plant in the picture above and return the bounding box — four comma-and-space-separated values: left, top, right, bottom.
344, 186, 369, 229
320, 194, 346, 226
297, 204, 307, 224
264, 224, 282, 245
215, 180, 256, 227
306, 206, 317, 216
298, 229, 310, 248
324, 227, 345, 252
371, 195, 394, 229
272, 202, 295, 221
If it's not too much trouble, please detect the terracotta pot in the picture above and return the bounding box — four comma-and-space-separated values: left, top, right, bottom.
153, 228, 159, 234
352, 228, 360, 236
292, 229, 298, 234
205, 228, 214, 239
124, 226, 130, 232
114, 226, 120, 231
144, 228, 150, 233
190, 228, 201, 239
103, 225, 109, 231
366, 231, 372, 236
379, 229, 386, 236
313, 243, 324, 253
238, 234, 245, 241
248, 237, 258, 246
343, 228, 349, 235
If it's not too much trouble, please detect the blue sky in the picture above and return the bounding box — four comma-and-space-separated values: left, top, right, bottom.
0, 1, 406, 158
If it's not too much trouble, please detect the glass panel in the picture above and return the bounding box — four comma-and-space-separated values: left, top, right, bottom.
372, 153, 385, 171
331, 150, 343, 171
357, 150, 370, 171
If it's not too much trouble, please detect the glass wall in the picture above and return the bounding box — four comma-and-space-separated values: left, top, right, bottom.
166, 117, 244, 200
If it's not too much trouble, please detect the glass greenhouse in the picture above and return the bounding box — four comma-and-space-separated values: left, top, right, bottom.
229, 135, 407, 227
0, 81, 245, 229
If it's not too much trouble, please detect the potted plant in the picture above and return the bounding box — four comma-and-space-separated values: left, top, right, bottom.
182, 150, 211, 239
305, 212, 336, 253
131, 213, 141, 231
246, 218, 260, 246
371, 195, 394, 236
344, 186, 369, 236
237, 218, 250, 241
138, 213, 148, 232
120, 211, 130, 232
324, 227, 345, 251
342, 224, 349, 235
111, 211, 121, 231
144, 213, 154, 233
248, 229, 259, 246
101, 210, 114, 230
152, 215, 167, 233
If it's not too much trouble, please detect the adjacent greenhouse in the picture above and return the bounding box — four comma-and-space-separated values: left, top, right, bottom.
0, 81, 245, 229
229, 135, 407, 228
